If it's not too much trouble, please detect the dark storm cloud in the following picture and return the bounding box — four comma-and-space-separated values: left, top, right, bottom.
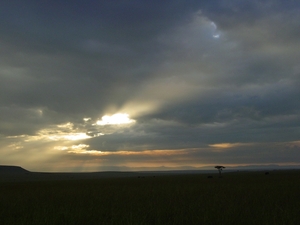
0, 1, 183, 130
1, 0, 300, 171
0, 0, 203, 117
0, 0, 201, 50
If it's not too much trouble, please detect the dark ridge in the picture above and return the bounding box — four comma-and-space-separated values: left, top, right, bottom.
0, 165, 29, 173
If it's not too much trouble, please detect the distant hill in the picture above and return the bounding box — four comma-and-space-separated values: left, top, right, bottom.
0, 165, 29, 173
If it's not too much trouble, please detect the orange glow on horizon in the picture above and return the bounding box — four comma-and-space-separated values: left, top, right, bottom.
209, 142, 252, 149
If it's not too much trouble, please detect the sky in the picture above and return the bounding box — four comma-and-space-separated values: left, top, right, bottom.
1, 0, 300, 172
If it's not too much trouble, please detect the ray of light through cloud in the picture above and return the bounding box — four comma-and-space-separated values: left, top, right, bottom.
0, 0, 300, 171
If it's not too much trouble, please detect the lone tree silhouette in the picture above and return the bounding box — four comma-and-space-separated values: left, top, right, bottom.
215, 166, 225, 177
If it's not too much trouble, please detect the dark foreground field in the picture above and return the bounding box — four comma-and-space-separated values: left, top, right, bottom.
0, 170, 300, 225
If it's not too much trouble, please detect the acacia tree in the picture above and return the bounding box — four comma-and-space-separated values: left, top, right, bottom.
215, 166, 225, 176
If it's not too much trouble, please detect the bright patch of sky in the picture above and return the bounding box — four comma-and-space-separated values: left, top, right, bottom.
95, 113, 135, 125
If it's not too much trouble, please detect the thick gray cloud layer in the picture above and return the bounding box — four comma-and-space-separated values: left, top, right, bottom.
1, 0, 300, 171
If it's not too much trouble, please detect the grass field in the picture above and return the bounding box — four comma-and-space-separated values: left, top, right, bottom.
0, 170, 299, 225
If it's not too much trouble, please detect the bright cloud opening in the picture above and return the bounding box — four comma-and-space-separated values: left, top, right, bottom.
96, 113, 135, 125
211, 22, 221, 38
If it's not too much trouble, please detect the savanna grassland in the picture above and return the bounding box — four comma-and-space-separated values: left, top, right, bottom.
0, 170, 300, 225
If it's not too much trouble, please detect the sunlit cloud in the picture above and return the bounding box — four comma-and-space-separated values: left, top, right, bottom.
56, 122, 73, 128
68, 149, 103, 155
48, 133, 91, 141
95, 113, 135, 125
71, 144, 90, 150
6, 122, 92, 142
37, 123, 92, 141
209, 143, 252, 149
54, 146, 69, 151
7, 142, 24, 150
55, 144, 92, 154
